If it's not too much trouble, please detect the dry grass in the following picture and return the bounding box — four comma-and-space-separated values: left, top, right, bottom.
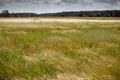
0, 22, 120, 80
0, 18, 120, 23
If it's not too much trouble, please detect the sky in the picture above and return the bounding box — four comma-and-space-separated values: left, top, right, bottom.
0, 0, 120, 13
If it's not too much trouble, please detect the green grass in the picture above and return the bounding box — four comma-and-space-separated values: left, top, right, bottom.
0, 22, 120, 80
0, 22, 120, 28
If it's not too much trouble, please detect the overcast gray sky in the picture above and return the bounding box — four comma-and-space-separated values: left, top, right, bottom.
0, 0, 120, 13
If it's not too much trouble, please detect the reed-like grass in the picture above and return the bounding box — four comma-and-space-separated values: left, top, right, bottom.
0, 22, 120, 80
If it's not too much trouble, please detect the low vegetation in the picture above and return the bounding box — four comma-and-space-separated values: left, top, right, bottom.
0, 22, 120, 80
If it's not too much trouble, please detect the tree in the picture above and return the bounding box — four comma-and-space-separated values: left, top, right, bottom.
2, 10, 9, 17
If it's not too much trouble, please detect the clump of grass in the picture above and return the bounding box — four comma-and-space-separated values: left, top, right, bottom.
0, 48, 57, 80
0, 48, 25, 79
20, 60, 57, 79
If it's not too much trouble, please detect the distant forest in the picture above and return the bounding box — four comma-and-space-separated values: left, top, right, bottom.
0, 10, 120, 17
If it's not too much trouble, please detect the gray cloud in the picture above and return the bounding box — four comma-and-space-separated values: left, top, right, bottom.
0, 0, 120, 13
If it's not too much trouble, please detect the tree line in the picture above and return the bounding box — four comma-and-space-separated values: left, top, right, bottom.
0, 10, 120, 17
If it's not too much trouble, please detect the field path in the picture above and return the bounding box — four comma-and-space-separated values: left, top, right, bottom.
0, 18, 120, 23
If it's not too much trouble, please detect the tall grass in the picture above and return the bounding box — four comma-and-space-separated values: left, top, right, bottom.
0, 22, 120, 80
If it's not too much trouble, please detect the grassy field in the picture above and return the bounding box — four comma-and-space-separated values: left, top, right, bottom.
0, 22, 120, 80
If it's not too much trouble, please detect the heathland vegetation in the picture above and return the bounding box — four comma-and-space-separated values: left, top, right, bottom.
0, 22, 120, 80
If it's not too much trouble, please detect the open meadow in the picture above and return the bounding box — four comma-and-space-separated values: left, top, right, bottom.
0, 18, 120, 80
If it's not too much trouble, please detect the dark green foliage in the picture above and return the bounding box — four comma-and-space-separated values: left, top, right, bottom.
0, 10, 120, 17
1, 10, 9, 17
